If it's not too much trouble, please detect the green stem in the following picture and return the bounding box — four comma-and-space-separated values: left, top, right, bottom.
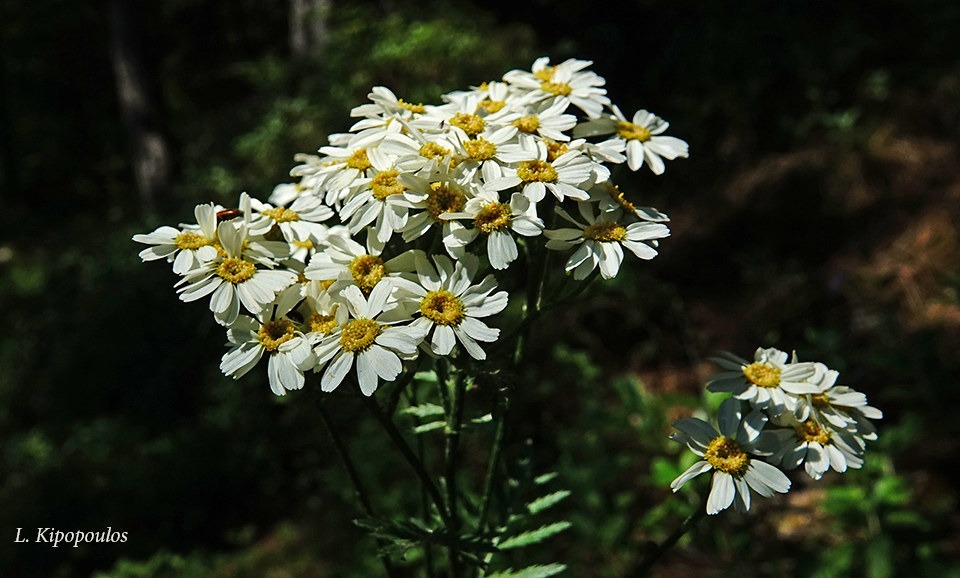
477, 392, 508, 534
361, 393, 452, 525
443, 372, 468, 578
628, 503, 708, 576
316, 400, 398, 578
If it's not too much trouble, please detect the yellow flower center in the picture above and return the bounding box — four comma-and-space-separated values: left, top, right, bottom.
533, 66, 555, 82
349, 254, 385, 291
346, 149, 372, 171
397, 98, 425, 114
797, 420, 831, 445
583, 222, 627, 242
544, 140, 569, 162
811, 393, 830, 408
475, 202, 512, 233
309, 312, 338, 335
742, 362, 782, 388
449, 112, 486, 137
463, 138, 496, 161
512, 115, 541, 134
516, 160, 558, 183
261, 207, 300, 223
175, 232, 212, 250
704, 436, 750, 476
419, 289, 466, 326
540, 81, 572, 96
477, 99, 506, 114
371, 169, 406, 200
419, 142, 449, 159
258, 319, 296, 352
427, 182, 466, 221
292, 239, 314, 250
339, 318, 381, 352
616, 121, 652, 142
216, 258, 256, 284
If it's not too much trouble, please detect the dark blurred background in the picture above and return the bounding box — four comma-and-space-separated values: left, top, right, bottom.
2, 0, 959, 576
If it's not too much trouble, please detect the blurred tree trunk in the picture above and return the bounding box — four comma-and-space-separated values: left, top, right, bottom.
289, 0, 331, 59
109, 0, 170, 212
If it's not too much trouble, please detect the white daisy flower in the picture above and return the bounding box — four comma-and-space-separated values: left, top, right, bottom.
544, 203, 670, 280
794, 363, 882, 442
708, 348, 823, 415
303, 228, 419, 295
338, 148, 410, 243
400, 254, 508, 360
219, 301, 316, 396
447, 124, 521, 185
313, 282, 426, 396
247, 195, 333, 241
133, 202, 220, 275
350, 86, 427, 122
379, 128, 458, 176
503, 57, 610, 119
764, 414, 866, 480
509, 96, 577, 142
443, 190, 544, 270
574, 105, 688, 174
176, 221, 298, 326
486, 135, 595, 203
671, 398, 791, 515
397, 173, 471, 252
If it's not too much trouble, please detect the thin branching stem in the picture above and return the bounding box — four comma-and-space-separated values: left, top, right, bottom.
443, 371, 468, 577
628, 502, 708, 577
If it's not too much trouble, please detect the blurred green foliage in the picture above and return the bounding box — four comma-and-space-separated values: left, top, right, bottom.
2, 0, 960, 576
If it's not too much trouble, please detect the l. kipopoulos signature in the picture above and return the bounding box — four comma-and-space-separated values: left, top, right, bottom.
14, 527, 128, 548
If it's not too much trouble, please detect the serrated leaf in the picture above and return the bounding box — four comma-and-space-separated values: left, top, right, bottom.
526, 490, 571, 515
413, 421, 447, 434
401, 403, 445, 418
485, 563, 566, 578
533, 472, 558, 486
498, 521, 571, 550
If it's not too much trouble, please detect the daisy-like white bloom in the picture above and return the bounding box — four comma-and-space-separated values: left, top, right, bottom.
443, 190, 544, 270
447, 124, 522, 185
338, 148, 411, 243
313, 282, 425, 396
133, 202, 220, 275
219, 300, 316, 396
176, 221, 298, 326
397, 173, 471, 250
350, 86, 428, 123
503, 57, 610, 119
508, 96, 578, 143
671, 398, 791, 515
708, 348, 823, 415
379, 128, 458, 176
588, 182, 670, 222
247, 195, 333, 241
794, 362, 882, 441
544, 203, 670, 280
764, 414, 866, 480
399, 254, 508, 360
303, 228, 419, 295
574, 105, 688, 174
487, 135, 595, 203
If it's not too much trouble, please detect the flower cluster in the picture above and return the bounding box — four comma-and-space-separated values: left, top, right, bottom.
670, 347, 882, 514
134, 57, 687, 397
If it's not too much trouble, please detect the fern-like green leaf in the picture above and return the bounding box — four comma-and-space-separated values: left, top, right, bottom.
533, 472, 558, 485
526, 490, 571, 515
485, 563, 566, 578
401, 403, 445, 418
413, 421, 447, 434
497, 521, 571, 550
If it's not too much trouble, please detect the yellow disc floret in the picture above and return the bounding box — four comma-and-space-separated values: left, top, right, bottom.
478, 99, 506, 114
292, 239, 314, 250
704, 436, 750, 476
426, 182, 466, 222
309, 312, 338, 336
534, 66, 555, 82
474, 203, 512, 233
583, 221, 627, 242
616, 121, 652, 142
216, 257, 256, 284
339, 318, 381, 352
175, 232, 212, 250
258, 319, 296, 352
516, 160, 558, 183
540, 81, 572, 96
261, 207, 300, 223
349, 255, 385, 291
797, 420, 831, 445
346, 149, 372, 171
513, 115, 540, 134
419, 142, 450, 159
544, 140, 569, 162
420, 289, 467, 327
397, 99, 425, 114
742, 362, 782, 388
463, 138, 496, 160
449, 112, 486, 137
371, 169, 406, 200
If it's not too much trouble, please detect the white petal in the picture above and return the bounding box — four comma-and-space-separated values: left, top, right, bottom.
321, 352, 354, 392
706, 472, 735, 515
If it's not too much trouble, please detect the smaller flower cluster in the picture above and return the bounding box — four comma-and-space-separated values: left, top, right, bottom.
670, 347, 882, 515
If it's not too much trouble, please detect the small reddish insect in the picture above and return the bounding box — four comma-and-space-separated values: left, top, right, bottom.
216, 208, 243, 222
